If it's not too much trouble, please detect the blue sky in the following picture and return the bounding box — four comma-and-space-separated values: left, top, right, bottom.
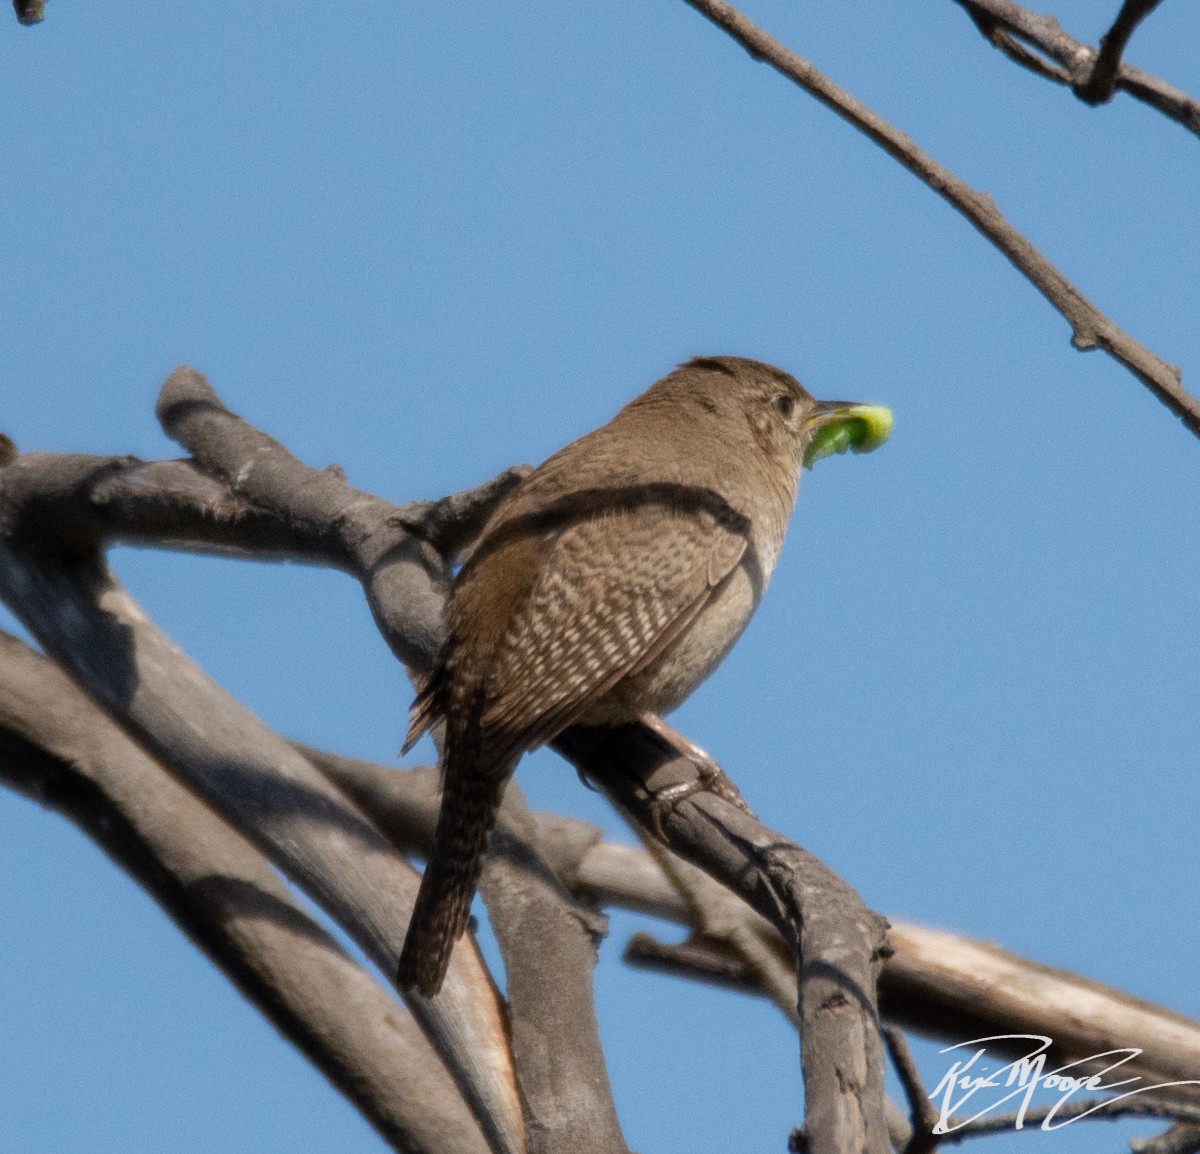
2, 2, 1198, 1152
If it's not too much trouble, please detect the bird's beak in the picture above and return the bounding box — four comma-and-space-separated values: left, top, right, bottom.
802, 401, 893, 469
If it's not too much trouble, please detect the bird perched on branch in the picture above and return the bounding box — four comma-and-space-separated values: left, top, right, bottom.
397, 355, 891, 995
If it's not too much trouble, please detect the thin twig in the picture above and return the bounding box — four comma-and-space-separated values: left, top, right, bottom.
623, 931, 758, 990
681, 0, 1200, 436
936, 1095, 1200, 1143
394, 466, 532, 559
884, 1029, 940, 1154
1077, 0, 1165, 105
964, 7, 1069, 84
953, 0, 1200, 135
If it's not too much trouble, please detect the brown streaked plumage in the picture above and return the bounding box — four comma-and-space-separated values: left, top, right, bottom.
398, 356, 875, 995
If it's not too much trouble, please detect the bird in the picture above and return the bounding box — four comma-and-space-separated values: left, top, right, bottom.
397, 355, 891, 995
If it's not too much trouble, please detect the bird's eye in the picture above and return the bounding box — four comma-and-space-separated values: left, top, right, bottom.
773, 393, 796, 419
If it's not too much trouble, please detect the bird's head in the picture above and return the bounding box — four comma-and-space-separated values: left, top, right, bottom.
671, 356, 892, 474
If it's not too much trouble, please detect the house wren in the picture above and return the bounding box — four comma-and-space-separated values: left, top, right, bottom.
398, 356, 891, 995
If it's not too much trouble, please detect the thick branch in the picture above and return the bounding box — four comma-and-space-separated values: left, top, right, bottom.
0, 630, 488, 1154
681, 0, 1200, 436
0, 452, 319, 560
555, 724, 891, 1154
319, 743, 1200, 1129
0, 545, 526, 1154
156, 366, 452, 670
152, 373, 627, 1152
153, 368, 889, 1148
304, 750, 628, 1154
322, 727, 892, 1152
154, 366, 528, 672
1134, 1124, 1200, 1154
882, 923, 1200, 1099
575, 835, 1200, 1099
3, 370, 896, 1152
482, 791, 628, 1154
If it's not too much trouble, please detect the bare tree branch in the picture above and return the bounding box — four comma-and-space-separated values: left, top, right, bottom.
883, 1029, 941, 1154
303, 748, 630, 1154
0, 631, 489, 1154
680, 0, 1200, 436
148, 369, 636, 1154
595, 857, 1200, 1106
0, 451, 317, 559
155, 366, 458, 671
0, 546, 526, 1154
482, 791, 629, 1154
1076, 0, 1165, 105
301, 735, 1200, 1152
2, 369, 895, 1152
151, 367, 892, 1153
934, 1095, 1200, 1142
961, 7, 1071, 85
623, 930, 759, 989
300, 739, 1200, 1108
883, 923, 1200, 1100
12, 0, 44, 26
553, 723, 892, 1154
1133, 1123, 1200, 1154
953, 0, 1200, 134
634, 831, 803, 1017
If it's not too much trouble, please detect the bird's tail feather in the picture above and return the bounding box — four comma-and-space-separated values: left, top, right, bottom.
397, 755, 512, 996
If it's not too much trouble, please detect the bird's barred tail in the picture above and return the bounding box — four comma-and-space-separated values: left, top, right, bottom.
396, 756, 511, 996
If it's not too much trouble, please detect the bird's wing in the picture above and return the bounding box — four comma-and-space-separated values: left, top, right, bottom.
478, 505, 748, 756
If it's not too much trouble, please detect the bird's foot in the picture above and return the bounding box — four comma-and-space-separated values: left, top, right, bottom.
638, 712, 756, 840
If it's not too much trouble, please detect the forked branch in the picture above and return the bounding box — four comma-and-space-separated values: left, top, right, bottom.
681, 0, 1200, 435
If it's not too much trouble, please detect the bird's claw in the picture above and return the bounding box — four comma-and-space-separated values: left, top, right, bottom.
644, 745, 755, 841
